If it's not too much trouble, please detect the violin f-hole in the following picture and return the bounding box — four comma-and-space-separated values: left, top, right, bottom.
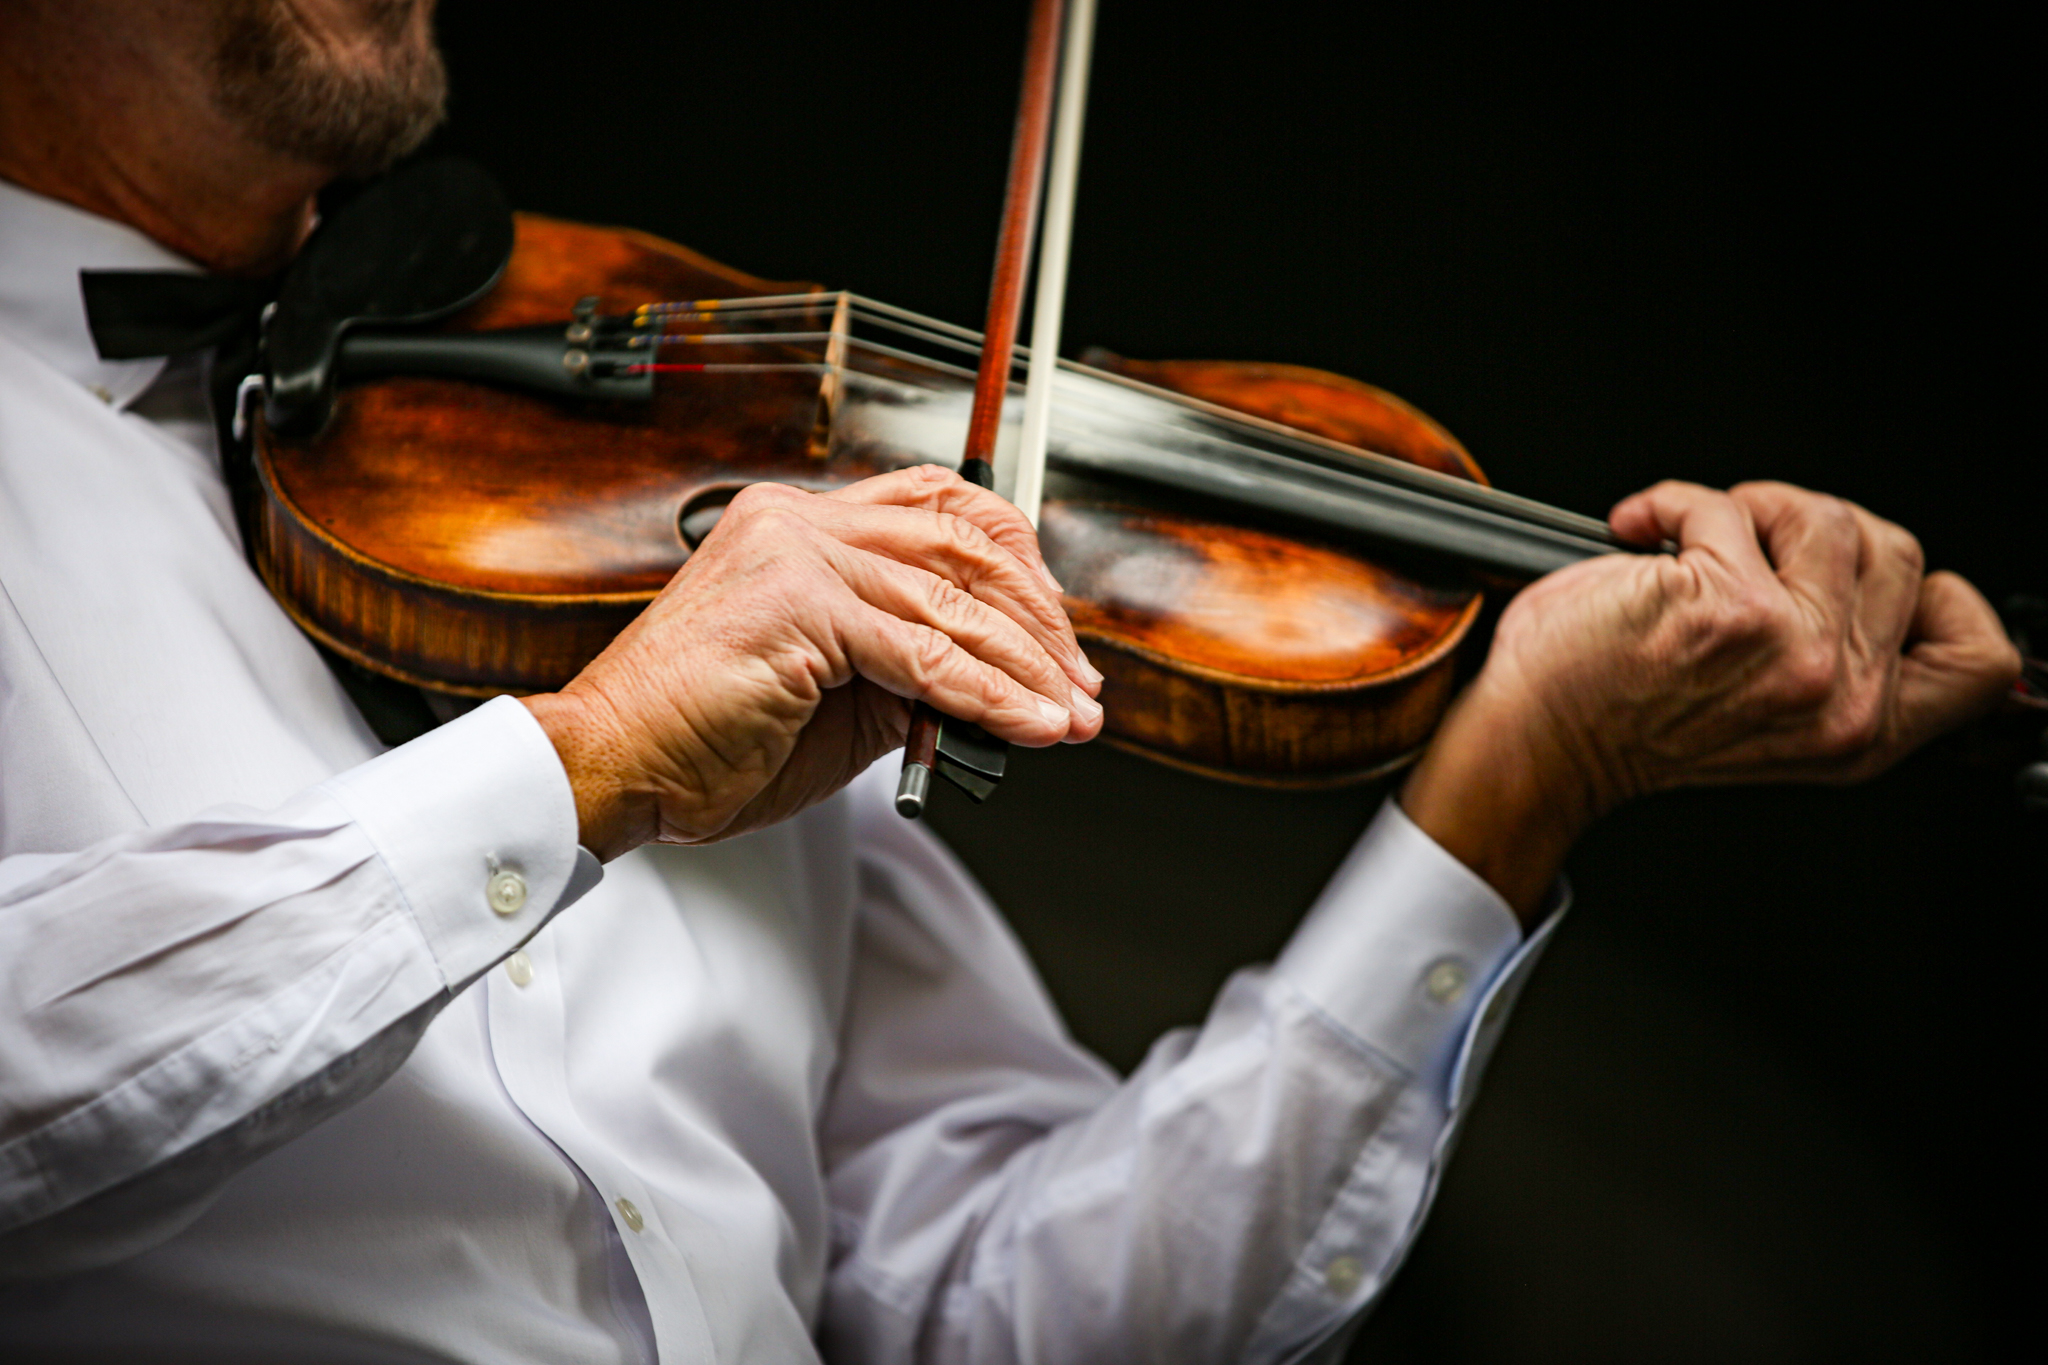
678, 486, 747, 552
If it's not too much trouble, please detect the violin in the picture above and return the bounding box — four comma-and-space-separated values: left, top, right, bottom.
236, 0, 1637, 808
242, 173, 1619, 792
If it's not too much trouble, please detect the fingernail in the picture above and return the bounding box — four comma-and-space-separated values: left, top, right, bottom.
1039, 562, 1066, 595
1068, 685, 1102, 725
1076, 654, 1103, 690
1036, 695, 1070, 729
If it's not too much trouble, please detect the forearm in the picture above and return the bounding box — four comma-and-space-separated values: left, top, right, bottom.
822, 778, 1550, 1363
0, 698, 590, 1273
1399, 677, 1599, 925
827, 971, 1453, 1363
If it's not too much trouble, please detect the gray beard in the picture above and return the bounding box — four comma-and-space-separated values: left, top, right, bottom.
211, 0, 448, 177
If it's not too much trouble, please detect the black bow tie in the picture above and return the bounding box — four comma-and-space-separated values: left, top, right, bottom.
80, 269, 281, 361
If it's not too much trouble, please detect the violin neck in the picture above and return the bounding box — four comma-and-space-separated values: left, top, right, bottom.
807, 294, 1628, 579
1039, 369, 1618, 581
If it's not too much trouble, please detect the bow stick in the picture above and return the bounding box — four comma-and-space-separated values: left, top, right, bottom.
897, 0, 1099, 818
1006, 0, 1096, 524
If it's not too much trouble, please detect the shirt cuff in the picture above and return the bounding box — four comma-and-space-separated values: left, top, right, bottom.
320, 695, 591, 991
1275, 798, 1526, 1090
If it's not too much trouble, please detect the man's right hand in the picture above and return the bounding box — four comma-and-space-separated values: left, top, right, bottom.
522, 466, 1104, 859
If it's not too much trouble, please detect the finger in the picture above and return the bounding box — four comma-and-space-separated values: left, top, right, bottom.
716, 478, 1096, 692
1610, 481, 1776, 582
825, 465, 1064, 594
827, 539, 1102, 734
720, 684, 914, 839
1843, 502, 1924, 660
1727, 481, 1859, 620
1890, 571, 2022, 750
839, 601, 1092, 748
794, 495, 1098, 692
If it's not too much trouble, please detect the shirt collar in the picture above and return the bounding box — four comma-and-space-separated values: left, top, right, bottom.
0, 178, 203, 409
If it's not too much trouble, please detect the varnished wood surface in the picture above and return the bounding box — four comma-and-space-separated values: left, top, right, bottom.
1050, 499, 1471, 782
1044, 503, 1472, 687
254, 216, 1489, 779
1082, 352, 1488, 485
266, 215, 832, 597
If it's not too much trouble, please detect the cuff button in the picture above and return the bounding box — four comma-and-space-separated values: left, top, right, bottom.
1423, 957, 1471, 1005
1324, 1255, 1364, 1297
488, 869, 529, 916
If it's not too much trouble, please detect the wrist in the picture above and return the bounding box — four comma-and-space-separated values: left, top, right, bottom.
521, 689, 655, 861
1400, 677, 1604, 923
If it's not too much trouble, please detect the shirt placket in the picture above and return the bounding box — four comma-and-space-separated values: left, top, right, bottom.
485, 922, 717, 1362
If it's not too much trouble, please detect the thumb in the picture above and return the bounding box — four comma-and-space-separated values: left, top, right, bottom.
1890, 571, 2021, 752
1609, 480, 1775, 581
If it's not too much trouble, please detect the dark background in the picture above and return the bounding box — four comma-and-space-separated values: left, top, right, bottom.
431, 4, 2036, 1359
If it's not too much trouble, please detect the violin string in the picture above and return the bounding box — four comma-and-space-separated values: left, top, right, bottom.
618, 330, 1619, 562
640, 331, 843, 345
627, 363, 827, 375
620, 291, 1621, 547
635, 293, 832, 316
633, 309, 835, 329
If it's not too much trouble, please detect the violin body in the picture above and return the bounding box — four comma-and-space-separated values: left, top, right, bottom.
253, 214, 1486, 787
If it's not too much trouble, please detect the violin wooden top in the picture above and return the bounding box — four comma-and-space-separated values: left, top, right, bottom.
1083, 353, 1487, 486
1043, 502, 1473, 689
264, 214, 833, 598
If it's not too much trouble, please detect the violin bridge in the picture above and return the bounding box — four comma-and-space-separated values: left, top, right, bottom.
807, 290, 851, 459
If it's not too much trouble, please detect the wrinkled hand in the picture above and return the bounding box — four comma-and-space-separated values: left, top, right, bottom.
523, 466, 1103, 858
1404, 480, 2019, 916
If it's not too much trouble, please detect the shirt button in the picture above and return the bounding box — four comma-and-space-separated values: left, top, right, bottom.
504, 951, 534, 987
1324, 1254, 1364, 1297
487, 870, 528, 916
615, 1197, 644, 1233
1423, 957, 1470, 1005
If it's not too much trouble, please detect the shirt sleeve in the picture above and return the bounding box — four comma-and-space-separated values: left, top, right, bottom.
817, 776, 1564, 1365
0, 696, 598, 1275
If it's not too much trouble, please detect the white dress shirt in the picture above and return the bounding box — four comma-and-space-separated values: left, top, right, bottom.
0, 178, 1558, 1364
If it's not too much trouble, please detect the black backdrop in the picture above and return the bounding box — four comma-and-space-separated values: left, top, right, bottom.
429, 4, 2035, 1359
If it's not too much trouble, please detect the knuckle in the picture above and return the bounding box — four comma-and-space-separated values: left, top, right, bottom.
921, 571, 970, 618
974, 666, 1013, 711
726, 481, 794, 515
908, 623, 954, 687
1643, 478, 1696, 507
739, 502, 811, 546
1773, 641, 1841, 710
908, 463, 961, 495
984, 496, 1030, 531
1815, 693, 1884, 759
1709, 588, 1780, 647
933, 510, 991, 559
1818, 495, 1858, 535
1885, 525, 1925, 575
722, 488, 810, 544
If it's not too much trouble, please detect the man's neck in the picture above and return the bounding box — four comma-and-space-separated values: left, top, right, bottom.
0, 9, 325, 276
